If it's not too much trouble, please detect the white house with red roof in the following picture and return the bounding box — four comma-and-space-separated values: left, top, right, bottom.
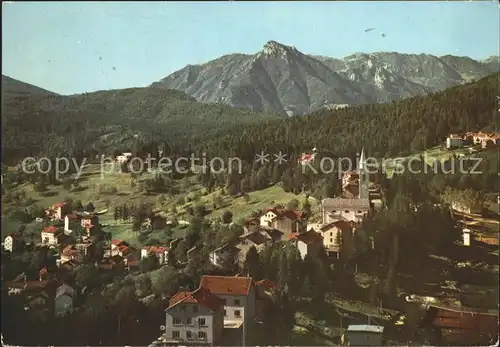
199, 275, 255, 326
164, 287, 225, 344
141, 245, 169, 265
45, 202, 69, 221
41, 226, 63, 246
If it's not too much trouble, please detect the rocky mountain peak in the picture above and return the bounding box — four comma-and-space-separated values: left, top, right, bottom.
261, 40, 297, 56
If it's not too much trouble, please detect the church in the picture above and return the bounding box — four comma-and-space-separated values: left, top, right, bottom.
308, 149, 374, 257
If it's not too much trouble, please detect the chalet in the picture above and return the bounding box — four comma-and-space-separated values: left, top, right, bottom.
4, 232, 24, 252
199, 275, 255, 326
41, 226, 63, 246
54, 284, 75, 316
259, 207, 302, 235
45, 202, 69, 221
313, 220, 357, 259
164, 287, 224, 345
289, 229, 324, 260
141, 245, 169, 265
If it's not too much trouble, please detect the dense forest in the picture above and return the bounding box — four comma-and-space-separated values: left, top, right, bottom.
2, 73, 498, 165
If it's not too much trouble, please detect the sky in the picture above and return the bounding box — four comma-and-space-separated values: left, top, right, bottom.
2, 1, 499, 95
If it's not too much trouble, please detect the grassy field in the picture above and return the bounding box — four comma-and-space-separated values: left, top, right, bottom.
3, 164, 318, 244
383, 145, 473, 178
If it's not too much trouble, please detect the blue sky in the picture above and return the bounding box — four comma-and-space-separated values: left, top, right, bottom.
2, 1, 499, 95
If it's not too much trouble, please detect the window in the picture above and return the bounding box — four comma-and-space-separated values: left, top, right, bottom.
198, 331, 207, 340
344, 210, 350, 213
172, 331, 180, 339
234, 310, 241, 318
357, 210, 363, 214
186, 331, 193, 340
330, 232, 333, 236
224, 310, 227, 317
193, 306, 198, 313
332, 210, 337, 213
173, 317, 181, 325
198, 318, 206, 326
330, 238, 333, 243
187, 318, 193, 325
234, 299, 241, 305
222, 298, 227, 305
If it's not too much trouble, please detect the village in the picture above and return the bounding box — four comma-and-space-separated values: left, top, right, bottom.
2, 143, 498, 346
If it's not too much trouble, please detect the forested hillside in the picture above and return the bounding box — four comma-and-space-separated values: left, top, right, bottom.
189, 73, 499, 161
1, 85, 284, 163
1, 73, 498, 165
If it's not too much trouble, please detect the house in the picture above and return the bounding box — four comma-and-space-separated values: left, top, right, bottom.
289, 229, 324, 260
321, 197, 371, 224
342, 171, 359, 191
164, 287, 224, 345
423, 304, 498, 346
54, 284, 75, 316
41, 226, 63, 246
80, 214, 99, 237
60, 245, 85, 264
116, 152, 132, 164
254, 279, 279, 300
199, 275, 255, 325
446, 134, 464, 149
45, 202, 69, 221
313, 220, 357, 259
235, 229, 278, 267
344, 325, 384, 346
259, 207, 302, 235
4, 232, 24, 252
111, 239, 129, 256
209, 243, 239, 267
141, 245, 169, 265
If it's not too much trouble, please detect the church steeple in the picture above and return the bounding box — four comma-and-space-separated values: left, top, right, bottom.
358, 148, 369, 199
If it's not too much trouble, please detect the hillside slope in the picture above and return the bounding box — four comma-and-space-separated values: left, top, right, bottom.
2, 75, 58, 98
1, 79, 284, 163
152, 41, 499, 115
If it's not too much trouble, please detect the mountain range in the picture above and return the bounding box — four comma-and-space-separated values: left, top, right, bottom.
151, 40, 500, 116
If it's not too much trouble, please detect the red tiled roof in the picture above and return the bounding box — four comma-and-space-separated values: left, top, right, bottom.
112, 239, 124, 246
42, 226, 59, 234
263, 207, 303, 220
199, 275, 253, 296
142, 245, 169, 254
254, 279, 279, 290
52, 202, 67, 208
118, 245, 131, 255
331, 220, 354, 232
167, 287, 224, 311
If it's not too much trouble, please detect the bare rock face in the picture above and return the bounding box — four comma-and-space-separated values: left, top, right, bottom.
151, 40, 499, 116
